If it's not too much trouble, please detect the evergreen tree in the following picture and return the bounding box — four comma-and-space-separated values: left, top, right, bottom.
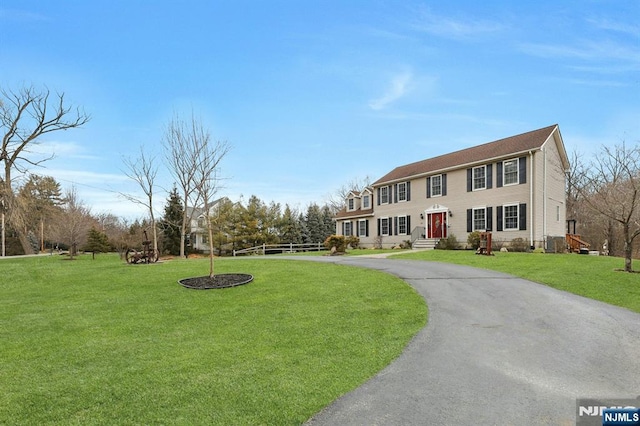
210, 197, 235, 255
305, 203, 323, 243
18, 175, 65, 251
320, 205, 335, 240
161, 186, 183, 255
84, 227, 111, 258
299, 212, 310, 243
279, 204, 303, 243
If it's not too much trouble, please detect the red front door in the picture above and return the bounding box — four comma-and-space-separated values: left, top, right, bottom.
430, 212, 446, 239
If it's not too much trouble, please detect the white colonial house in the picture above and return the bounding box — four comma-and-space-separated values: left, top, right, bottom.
334, 124, 570, 250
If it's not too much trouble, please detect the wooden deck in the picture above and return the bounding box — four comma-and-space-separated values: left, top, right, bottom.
566, 234, 590, 253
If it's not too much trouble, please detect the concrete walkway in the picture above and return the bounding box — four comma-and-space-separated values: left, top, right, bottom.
296, 256, 640, 425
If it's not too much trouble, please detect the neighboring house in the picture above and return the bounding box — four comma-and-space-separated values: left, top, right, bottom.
334, 124, 570, 250
186, 198, 228, 253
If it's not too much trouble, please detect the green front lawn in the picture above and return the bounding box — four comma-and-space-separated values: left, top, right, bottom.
392, 250, 640, 313
0, 254, 426, 425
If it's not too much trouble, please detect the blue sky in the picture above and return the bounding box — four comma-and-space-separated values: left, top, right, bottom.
1, 1, 638, 219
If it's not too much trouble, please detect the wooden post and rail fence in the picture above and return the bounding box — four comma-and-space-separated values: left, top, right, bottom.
233, 242, 326, 256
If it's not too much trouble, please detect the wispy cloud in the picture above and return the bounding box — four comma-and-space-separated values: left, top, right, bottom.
519, 39, 640, 63
411, 8, 506, 40
47, 169, 129, 185
0, 9, 49, 22
33, 140, 101, 161
587, 18, 640, 37
368, 71, 413, 111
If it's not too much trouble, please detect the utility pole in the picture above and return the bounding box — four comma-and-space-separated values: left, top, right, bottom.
1, 210, 5, 257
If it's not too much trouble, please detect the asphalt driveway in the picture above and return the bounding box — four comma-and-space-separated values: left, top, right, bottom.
299, 256, 640, 425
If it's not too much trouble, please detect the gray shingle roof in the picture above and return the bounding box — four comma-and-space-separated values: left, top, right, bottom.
373, 124, 558, 185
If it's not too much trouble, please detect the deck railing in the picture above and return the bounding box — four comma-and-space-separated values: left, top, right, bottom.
566, 234, 590, 253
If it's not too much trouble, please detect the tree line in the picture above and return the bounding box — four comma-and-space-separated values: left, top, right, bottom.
161, 189, 335, 256
567, 142, 640, 272
1, 173, 335, 257
1, 84, 337, 259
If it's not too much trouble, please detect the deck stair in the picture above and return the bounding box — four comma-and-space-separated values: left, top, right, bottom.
566, 234, 590, 253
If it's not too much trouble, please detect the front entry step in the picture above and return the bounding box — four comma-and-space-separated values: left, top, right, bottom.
413, 238, 438, 249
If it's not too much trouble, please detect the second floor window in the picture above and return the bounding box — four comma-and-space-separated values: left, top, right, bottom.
348, 198, 355, 210
473, 166, 486, 190
398, 182, 407, 202
503, 159, 518, 186
380, 186, 389, 204
431, 175, 442, 197
362, 194, 370, 209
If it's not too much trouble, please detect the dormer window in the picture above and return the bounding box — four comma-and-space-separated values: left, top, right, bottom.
380, 186, 389, 204
348, 198, 355, 211
362, 194, 370, 209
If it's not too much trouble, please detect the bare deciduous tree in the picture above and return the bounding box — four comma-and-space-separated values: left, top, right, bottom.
571, 142, 640, 272
326, 176, 372, 213
122, 146, 159, 255
193, 134, 230, 277
50, 187, 93, 259
1, 85, 90, 254
163, 112, 206, 258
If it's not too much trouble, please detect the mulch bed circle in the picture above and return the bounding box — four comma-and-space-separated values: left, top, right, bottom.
178, 273, 254, 290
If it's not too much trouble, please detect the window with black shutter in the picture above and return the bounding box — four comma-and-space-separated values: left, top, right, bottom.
519, 203, 527, 230
519, 157, 527, 184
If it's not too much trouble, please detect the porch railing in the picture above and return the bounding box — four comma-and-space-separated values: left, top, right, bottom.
411, 226, 426, 244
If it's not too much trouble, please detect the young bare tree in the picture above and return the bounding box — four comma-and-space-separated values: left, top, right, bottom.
573, 142, 640, 272
122, 146, 159, 256
192, 131, 230, 278
1, 85, 90, 254
163, 112, 206, 258
50, 187, 93, 259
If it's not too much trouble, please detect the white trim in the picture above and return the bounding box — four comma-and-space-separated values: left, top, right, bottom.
358, 219, 368, 237
344, 221, 352, 236
502, 158, 519, 186
529, 151, 534, 244
397, 215, 408, 235
380, 186, 390, 205
430, 174, 443, 197
362, 194, 371, 209
380, 217, 390, 236
397, 182, 408, 202
472, 205, 487, 231
503, 203, 520, 231
425, 204, 449, 214
472, 165, 487, 191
